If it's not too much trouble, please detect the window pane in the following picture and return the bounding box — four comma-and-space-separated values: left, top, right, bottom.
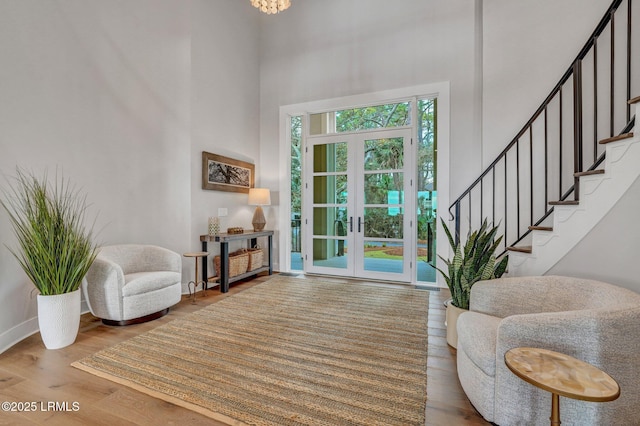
313, 142, 347, 173
364, 138, 404, 171
336, 102, 411, 132
313, 175, 347, 204
313, 207, 348, 236
312, 238, 348, 268
417, 98, 437, 282
290, 115, 303, 269
364, 207, 404, 239
363, 241, 404, 273
364, 173, 404, 205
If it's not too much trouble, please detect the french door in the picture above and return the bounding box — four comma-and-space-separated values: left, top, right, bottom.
304, 128, 414, 282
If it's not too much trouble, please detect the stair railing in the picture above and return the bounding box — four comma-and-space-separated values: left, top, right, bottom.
450, 0, 637, 253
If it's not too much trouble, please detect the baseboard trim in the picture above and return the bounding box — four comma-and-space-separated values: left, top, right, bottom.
0, 300, 92, 354
0, 317, 39, 354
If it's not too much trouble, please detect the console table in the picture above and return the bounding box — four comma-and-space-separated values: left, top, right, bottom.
200, 230, 273, 293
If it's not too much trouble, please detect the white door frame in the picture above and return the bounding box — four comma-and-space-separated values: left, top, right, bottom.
304, 128, 413, 282
278, 82, 450, 287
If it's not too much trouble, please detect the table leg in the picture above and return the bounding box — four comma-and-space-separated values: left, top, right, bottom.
220, 241, 229, 293
550, 393, 561, 426
268, 234, 273, 275
193, 257, 200, 303
201, 241, 208, 290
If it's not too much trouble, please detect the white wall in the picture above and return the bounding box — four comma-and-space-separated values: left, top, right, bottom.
549, 176, 640, 293
258, 0, 482, 271
0, 0, 260, 353
0, 0, 191, 351
190, 0, 261, 256
482, 0, 613, 164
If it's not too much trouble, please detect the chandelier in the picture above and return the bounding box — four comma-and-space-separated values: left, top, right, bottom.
251, 0, 291, 15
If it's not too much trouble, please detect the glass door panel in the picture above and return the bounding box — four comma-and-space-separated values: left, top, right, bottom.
417, 98, 437, 283
363, 207, 404, 239
314, 143, 347, 172
363, 241, 405, 274
306, 130, 412, 282
364, 173, 404, 204
364, 137, 404, 170
312, 238, 348, 269
313, 175, 348, 204
356, 133, 411, 281
307, 138, 354, 276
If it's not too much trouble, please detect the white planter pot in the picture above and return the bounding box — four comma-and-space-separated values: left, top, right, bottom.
37, 289, 81, 350
445, 299, 467, 349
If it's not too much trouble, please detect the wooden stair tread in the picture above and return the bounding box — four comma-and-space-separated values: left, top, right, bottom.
599, 133, 634, 144
507, 246, 532, 254
549, 200, 579, 205
574, 169, 605, 177
528, 226, 553, 231
628, 96, 640, 105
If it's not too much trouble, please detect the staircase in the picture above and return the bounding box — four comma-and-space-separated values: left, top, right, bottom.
508, 98, 639, 275
449, 0, 639, 276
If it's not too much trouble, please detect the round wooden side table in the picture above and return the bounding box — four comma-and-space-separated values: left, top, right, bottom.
183, 252, 209, 303
505, 347, 620, 426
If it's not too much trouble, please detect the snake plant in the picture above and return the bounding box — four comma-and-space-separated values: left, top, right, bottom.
436, 218, 508, 310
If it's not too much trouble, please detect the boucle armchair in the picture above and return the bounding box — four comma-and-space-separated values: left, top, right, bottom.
456, 275, 640, 425
82, 244, 182, 325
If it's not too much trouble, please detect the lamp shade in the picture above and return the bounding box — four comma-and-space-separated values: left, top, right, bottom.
248, 188, 271, 206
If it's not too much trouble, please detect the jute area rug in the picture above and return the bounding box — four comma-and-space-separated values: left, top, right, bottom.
72, 276, 429, 426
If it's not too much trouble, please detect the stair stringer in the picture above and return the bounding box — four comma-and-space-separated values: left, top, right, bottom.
507, 118, 640, 277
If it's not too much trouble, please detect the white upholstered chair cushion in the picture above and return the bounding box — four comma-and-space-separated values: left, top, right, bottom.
457, 275, 640, 425
83, 244, 182, 324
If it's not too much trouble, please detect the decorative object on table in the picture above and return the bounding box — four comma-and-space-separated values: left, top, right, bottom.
0, 168, 98, 349
202, 151, 254, 194
436, 217, 508, 348
84, 245, 182, 326
227, 227, 244, 234
183, 252, 209, 304
505, 347, 619, 426
208, 216, 220, 236
251, 0, 291, 15
214, 250, 249, 278
248, 188, 271, 231
456, 276, 640, 425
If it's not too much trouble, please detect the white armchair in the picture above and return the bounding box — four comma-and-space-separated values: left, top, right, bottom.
82, 244, 182, 325
456, 275, 640, 425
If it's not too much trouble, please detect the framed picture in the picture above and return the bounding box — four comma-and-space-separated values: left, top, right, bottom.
202, 152, 255, 193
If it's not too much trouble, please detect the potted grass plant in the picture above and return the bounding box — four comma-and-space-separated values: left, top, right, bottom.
436, 217, 508, 348
1, 168, 98, 349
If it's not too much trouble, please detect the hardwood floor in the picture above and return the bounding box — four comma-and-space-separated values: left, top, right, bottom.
0, 274, 489, 425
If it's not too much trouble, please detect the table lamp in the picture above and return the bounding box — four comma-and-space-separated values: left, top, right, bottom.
248, 188, 271, 231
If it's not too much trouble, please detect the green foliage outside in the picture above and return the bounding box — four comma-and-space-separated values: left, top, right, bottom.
290, 99, 437, 246
1, 169, 98, 295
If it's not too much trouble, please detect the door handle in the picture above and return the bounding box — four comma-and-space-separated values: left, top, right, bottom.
349, 216, 353, 233
358, 217, 362, 233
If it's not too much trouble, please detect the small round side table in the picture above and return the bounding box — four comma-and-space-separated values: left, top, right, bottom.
183, 252, 209, 303
505, 347, 620, 426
